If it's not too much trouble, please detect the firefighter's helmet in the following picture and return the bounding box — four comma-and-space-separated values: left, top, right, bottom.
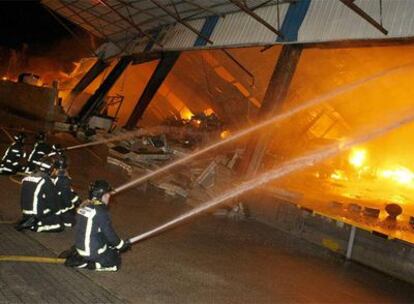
54, 156, 68, 170
36, 131, 46, 142
89, 180, 112, 200
14, 132, 26, 143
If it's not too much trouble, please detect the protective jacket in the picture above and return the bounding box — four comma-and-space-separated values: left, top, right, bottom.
20, 172, 63, 232
26, 142, 51, 173
0, 141, 25, 174
75, 200, 125, 269
53, 173, 79, 227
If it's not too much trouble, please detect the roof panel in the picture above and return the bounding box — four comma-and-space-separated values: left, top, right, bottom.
43, 0, 414, 57
160, 18, 205, 49
210, 3, 288, 47
299, 0, 414, 43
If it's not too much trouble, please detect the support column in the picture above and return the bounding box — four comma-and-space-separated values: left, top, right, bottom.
240, 45, 303, 177
77, 56, 132, 124
65, 59, 109, 111
125, 52, 180, 129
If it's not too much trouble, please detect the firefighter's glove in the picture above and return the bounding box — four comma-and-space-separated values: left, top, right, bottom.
119, 239, 132, 253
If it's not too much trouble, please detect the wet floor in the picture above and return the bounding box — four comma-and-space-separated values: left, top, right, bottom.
0, 133, 414, 303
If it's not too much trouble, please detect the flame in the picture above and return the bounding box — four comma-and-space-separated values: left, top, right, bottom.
330, 170, 347, 181
2, 76, 8, 81
204, 108, 214, 116
180, 108, 193, 120
348, 148, 367, 168
379, 166, 414, 185
220, 130, 231, 139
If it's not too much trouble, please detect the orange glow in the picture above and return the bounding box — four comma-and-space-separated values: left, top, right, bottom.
330, 170, 347, 181
220, 130, 231, 139
180, 108, 193, 120
379, 166, 414, 185
348, 148, 367, 168
56, 45, 414, 244
2, 76, 8, 81
204, 108, 214, 116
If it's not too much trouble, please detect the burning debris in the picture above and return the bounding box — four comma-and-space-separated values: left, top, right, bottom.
161, 111, 225, 148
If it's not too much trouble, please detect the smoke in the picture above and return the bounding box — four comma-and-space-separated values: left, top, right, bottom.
0, 35, 94, 85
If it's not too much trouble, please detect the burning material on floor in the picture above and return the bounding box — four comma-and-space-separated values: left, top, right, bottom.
161, 112, 224, 148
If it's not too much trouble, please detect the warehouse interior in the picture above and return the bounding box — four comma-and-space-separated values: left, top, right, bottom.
2, 0, 414, 302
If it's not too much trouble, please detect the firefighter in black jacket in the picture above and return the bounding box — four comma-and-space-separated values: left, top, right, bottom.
25, 131, 51, 173
0, 132, 26, 175
16, 157, 64, 232
48, 143, 64, 157
64, 180, 130, 271
53, 156, 79, 227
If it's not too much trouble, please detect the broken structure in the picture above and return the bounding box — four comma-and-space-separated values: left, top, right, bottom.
31, 0, 414, 284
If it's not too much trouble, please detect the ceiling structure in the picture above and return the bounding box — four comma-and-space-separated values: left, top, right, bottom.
42, 0, 414, 57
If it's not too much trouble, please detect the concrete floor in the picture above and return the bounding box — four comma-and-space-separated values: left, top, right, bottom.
1, 133, 414, 303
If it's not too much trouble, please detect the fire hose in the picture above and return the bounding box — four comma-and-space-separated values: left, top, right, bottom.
125, 109, 414, 245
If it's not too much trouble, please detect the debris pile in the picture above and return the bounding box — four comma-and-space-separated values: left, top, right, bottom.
102, 122, 244, 212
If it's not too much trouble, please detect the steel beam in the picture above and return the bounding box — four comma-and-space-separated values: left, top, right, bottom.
65, 58, 109, 113
240, 45, 302, 177
100, 0, 163, 47
116, 0, 171, 24
57, 0, 124, 52
125, 52, 180, 129
150, 0, 213, 45
77, 56, 132, 124
181, 0, 223, 17
339, 0, 388, 35
43, 4, 98, 57
228, 0, 284, 38
148, 1, 254, 85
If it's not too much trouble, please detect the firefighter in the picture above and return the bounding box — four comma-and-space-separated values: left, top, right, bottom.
53, 156, 79, 227
25, 131, 52, 173
0, 132, 26, 175
15, 157, 64, 232
48, 143, 64, 157
63, 180, 130, 271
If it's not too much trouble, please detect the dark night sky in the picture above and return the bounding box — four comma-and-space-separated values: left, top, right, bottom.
0, 1, 94, 80
0, 0, 86, 53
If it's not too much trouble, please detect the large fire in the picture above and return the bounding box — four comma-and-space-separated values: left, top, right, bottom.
379, 166, 414, 186
324, 144, 414, 208
343, 147, 414, 187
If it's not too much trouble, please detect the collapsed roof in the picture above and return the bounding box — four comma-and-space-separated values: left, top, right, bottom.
43, 0, 414, 58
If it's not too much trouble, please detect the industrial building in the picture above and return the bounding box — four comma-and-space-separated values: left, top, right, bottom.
2, 0, 414, 302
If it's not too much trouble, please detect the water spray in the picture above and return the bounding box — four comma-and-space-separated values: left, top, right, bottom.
127, 110, 414, 244
64, 128, 157, 151
111, 62, 414, 195
1, 127, 13, 142
64, 125, 213, 152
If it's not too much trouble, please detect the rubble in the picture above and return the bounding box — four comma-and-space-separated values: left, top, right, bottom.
101, 122, 245, 210
107, 156, 133, 175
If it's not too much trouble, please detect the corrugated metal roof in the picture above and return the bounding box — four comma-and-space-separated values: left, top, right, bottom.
299, 0, 414, 42
43, 0, 414, 57
210, 3, 288, 46
160, 18, 205, 49
42, 0, 283, 42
